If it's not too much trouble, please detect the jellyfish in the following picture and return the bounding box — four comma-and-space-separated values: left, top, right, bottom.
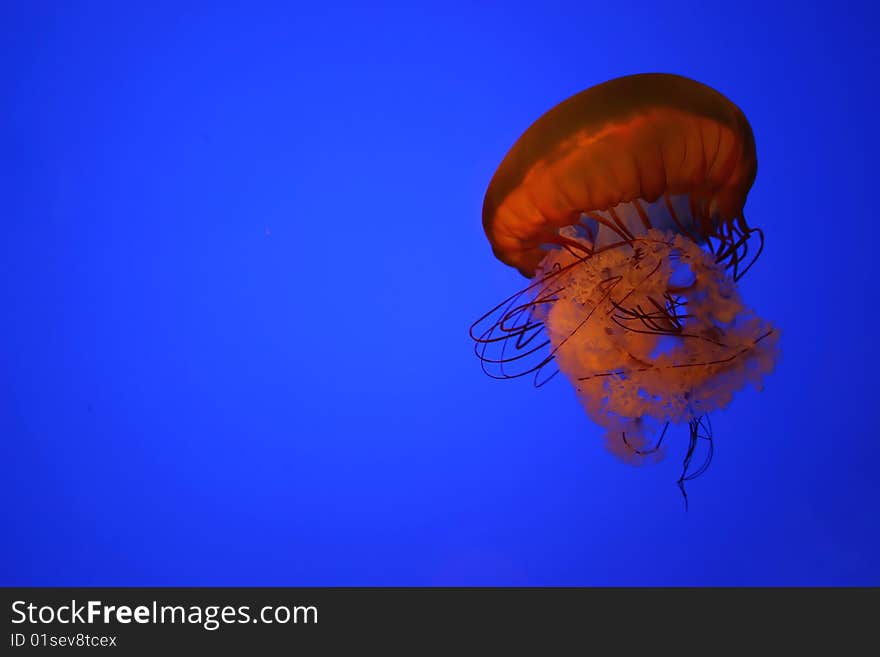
470, 73, 779, 504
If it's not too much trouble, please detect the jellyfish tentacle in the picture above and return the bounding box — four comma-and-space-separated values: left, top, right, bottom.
608, 207, 636, 242
677, 415, 715, 510
622, 421, 670, 456
469, 258, 588, 384
633, 199, 654, 232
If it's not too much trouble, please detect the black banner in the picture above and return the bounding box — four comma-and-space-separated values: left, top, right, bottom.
2, 588, 875, 652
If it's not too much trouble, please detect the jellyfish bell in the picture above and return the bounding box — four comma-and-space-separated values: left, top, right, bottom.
471, 73, 779, 504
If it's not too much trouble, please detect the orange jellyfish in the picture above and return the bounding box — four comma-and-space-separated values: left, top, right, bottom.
470, 73, 779, 504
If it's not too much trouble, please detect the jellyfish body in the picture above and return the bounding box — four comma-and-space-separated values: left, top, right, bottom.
472, 74, 778, 499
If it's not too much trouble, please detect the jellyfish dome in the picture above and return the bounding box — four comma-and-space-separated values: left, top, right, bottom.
471, 73, 779, 500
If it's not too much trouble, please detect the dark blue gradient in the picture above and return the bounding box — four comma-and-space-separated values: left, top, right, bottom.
2, 1, 878, 585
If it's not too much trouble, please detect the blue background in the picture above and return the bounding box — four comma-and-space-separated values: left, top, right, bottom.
2, 1, 878, 585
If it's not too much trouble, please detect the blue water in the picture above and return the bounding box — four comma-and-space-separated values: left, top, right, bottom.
2, 1, 877, 585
